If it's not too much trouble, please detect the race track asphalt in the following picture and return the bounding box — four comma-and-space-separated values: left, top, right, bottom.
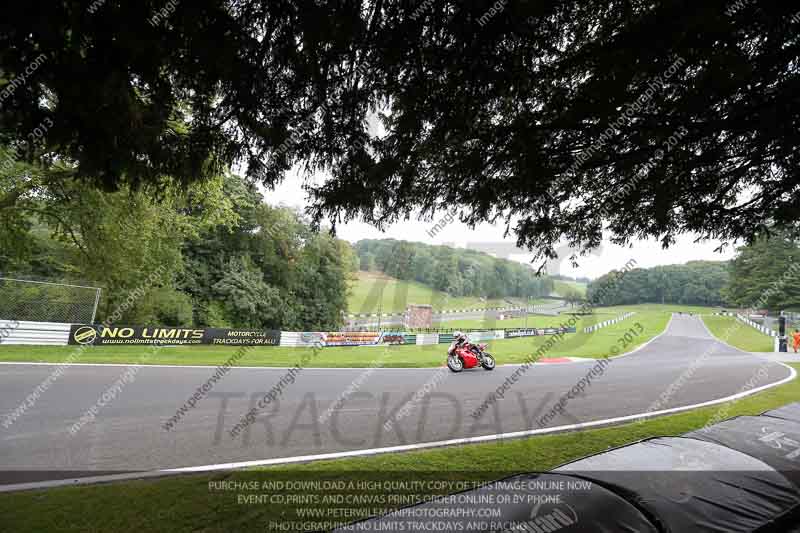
0, 314, 793, 487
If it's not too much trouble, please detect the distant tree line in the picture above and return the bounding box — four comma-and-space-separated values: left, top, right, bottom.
587, 261, 730, 307
724, 229, 800, 311
586, 229, 800, 312
354, 239, 554, 300
552, 274, 592, 284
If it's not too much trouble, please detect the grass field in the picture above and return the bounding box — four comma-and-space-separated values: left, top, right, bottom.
2, 363, 797, 533
702, 314, 775, 352
0, 306, 669, 367
440, 311, 608, 333
552, 279, 587, 296
347, 271, 522, 314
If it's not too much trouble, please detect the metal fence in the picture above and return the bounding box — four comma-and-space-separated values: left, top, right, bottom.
750, 314, 799, 334
0, 277, 101, 324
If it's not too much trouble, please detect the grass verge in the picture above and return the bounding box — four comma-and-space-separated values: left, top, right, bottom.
702, 315, 774, 352
0, 310, 668, 367
348, 271, 521, 314
1, 363, 797, 533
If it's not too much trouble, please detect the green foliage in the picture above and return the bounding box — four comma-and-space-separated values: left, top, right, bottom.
724, 230, 800, 311
180, 174, 354, 330
5, 3, 798, 263
211, 257, 285, 329
0, 162, 354, 330
561, 287, 586, 307
128, 288, 195, 327
354, 239, 553, 301
587, 261, 730, 307
702, 315, 774, 352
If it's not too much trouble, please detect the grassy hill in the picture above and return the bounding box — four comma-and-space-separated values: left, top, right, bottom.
348, 271, 522, 314
552, 279, 588, 296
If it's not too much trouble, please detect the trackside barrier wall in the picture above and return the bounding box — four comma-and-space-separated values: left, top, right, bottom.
583, 311, 635, 333
734, 313, 783, 352
737, 313, 779, 337
0, 320, 71, 345
336, 401, 800, 532
0, 320, 576, 346
415, 333, 439, 345
344, 305, 528, 319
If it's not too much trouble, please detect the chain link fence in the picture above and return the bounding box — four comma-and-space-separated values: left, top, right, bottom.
0, 277, 101, 324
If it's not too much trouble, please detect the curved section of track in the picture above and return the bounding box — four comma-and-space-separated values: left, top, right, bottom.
0, 314, 793, 488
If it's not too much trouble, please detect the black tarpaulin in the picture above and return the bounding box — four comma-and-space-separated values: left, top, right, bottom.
763, 402, 800, 424
554, 436, 800, 532
333, 472, 659, 532
686, 415, 800, 489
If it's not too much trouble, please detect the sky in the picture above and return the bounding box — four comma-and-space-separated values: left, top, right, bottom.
262, 169, 738, 280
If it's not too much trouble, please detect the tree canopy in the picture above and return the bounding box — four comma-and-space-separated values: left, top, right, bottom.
587, 261, 730, 307
0, 159, 354, 329
3, 1, 798, 263
355, 239, 554, 300
724, 229, 800, 311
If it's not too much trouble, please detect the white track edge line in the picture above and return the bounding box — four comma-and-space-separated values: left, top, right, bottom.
1, 361, 795, 493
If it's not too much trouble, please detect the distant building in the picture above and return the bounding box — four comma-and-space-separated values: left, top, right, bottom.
405, 304, 433, 329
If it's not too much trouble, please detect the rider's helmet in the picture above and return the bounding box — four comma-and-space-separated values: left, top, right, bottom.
453, 331, 467, 343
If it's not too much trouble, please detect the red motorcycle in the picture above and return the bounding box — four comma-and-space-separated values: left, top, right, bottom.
447, 342, 496, 372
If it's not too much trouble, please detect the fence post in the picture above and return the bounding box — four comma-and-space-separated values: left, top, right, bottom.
91, 288, 101, 324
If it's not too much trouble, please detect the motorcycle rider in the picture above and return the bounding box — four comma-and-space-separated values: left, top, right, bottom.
448, 331, 470, 356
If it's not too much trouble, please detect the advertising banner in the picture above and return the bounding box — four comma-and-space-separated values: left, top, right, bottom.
415, 333, 440, 346
468, 330, 506, 342
504, 326, 576, 338
68, 325, 281, 346
379, 332, 416, 345
322, 331, 381, 346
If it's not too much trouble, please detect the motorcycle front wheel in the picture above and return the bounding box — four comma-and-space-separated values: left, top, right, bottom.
481, 353, 496, 370
447, 355, 464, 372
